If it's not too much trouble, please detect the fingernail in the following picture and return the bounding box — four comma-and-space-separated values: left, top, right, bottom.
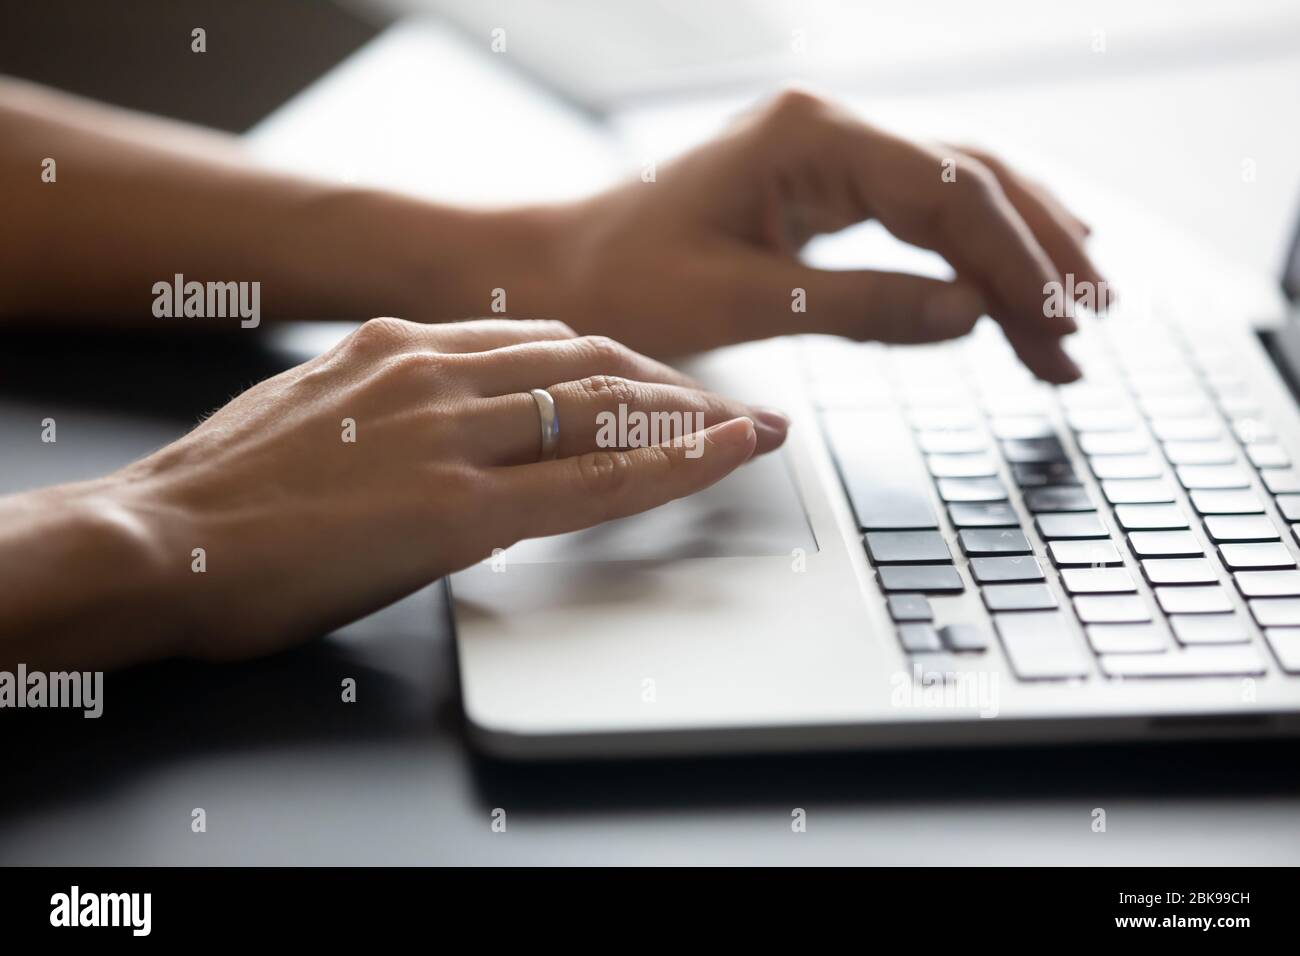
751, 407, 790, 431
705, 417, 756, 449
922, 286, 985, 334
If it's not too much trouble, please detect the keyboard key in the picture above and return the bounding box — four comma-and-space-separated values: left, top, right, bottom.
969, 555, 1045, 583
1246, 444, 1290, 469
1057, 383, 1126, 408
1049, 540, 1122, 567
1234, 569, 1300, 598
1129, 370, 1199, 395
947, 502, 1019, 527
959, 528, 1032, 556
1078, 431, 1149, 456
1250, 598, 1300, 627
1232, 417, 1274, 444
1264, 628, 1300, 673
988, 416, 1054, 440
897, 623, 943, 652
1067, 408, 1136, 432
916, 429, 986, 454
1203, 515, 1279, 542
1188, 489, 1264, 515
1140, 395, 1210, 418
1114, 504, 1188, 530
1169, 613, 1250, 645
1024, 486, 1094, 512
982, 583, 1058, 611
1262, 469, 1300, 494
877, 565, 965, 593
995, 611, 1090, 679
1150, 416, 1221, 441
1276, 495, 1300, 521
926, 454, 998, 478
1162, 441, 1238, 465
1035, 512, 1108, 539
866, 531, 952, 564
1218, 542, 1295, 570
1074, 594, 1151, 623
1127, 530, 1203, 559
1060, 567, 1136, 593
1141, 558, 1218, 586
1102, 479, 1175, 504
1011, 461, 1078, 487
1220, 395, 1263, 418
1156, 585, 1232, 614
822, 410, 938, 530
1176, 465, 1251, 490
1086, 623, 1168, 654
1099, 646, 1265, 678
1090, 455, 1165, 480
1002, 438, 1067, 464
938, 624, 988, 653
887, 593, 934, 622
936, 477, 1008, 503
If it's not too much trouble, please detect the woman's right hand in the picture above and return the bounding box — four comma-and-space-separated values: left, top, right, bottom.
4, 318, 786, 670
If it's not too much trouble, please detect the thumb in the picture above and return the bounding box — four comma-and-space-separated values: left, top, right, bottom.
746, 262, 987, 344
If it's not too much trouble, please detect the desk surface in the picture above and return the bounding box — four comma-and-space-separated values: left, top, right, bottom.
4, 20, 1300, 865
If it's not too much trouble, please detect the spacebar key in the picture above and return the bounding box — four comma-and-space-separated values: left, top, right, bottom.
994, 611, 1090, 680
821, 410, 939, 530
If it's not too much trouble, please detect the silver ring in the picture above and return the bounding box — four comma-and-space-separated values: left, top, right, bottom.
529, 388, 560, 462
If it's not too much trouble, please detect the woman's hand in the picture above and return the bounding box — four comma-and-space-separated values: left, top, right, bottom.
553, 89, 1106, 382
0, 319, 786, 670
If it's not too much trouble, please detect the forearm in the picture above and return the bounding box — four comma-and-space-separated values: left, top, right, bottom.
0, 479, 184, 671
0, 77, 567, 326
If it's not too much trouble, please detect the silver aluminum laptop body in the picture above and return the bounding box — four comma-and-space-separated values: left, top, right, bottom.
452, 215, 1300, 760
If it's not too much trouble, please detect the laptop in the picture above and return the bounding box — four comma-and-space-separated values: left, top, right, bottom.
452, 205, 1300, 758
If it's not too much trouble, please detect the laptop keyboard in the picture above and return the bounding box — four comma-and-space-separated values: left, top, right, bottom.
807, 317, 1300, 681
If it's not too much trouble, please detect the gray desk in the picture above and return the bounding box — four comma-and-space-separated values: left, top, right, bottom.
1, 329, 1298, 866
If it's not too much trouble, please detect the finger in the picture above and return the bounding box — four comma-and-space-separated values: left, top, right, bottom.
466, 377, 789, 465
486, 417, 757, 542
736, 261, 987, 344
459, 334, 703, 396
733, 260, 1079, 381
422, 318, 578, 353
840, 124, 1079, 375
949, 146, 1110, 310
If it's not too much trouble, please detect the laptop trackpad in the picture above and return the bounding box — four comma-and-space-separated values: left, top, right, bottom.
499, 449, 816, 564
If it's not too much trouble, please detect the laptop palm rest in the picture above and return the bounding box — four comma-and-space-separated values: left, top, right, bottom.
495, 448, 816, 565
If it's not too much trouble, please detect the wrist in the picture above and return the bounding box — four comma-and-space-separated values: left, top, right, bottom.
0, 479, 185, 669
328, 189, 581, 323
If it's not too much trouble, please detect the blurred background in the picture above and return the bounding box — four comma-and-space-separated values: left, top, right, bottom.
3, 0, 1299, 284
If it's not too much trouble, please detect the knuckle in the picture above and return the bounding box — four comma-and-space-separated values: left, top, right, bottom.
577, 334, 632, 370
576, 374, 637, 406
766, 87, 825, 123
957, 159, 999, 202
350, 316, 413, 353
575, 450, 632, 497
